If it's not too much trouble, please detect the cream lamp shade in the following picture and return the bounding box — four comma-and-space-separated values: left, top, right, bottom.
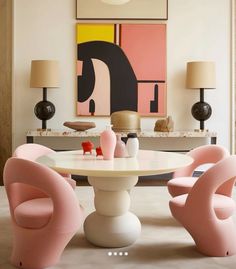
186, 61, 216, 89
101, 0, 130, 4
30, 60, 59, 88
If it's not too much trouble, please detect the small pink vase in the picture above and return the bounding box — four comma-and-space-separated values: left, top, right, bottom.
114, 134, 127, 158
100, 125, 116, 160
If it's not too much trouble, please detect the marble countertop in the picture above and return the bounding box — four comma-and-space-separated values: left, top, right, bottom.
27, 129, 217, 138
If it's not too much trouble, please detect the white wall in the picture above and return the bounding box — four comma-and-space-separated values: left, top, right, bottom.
13, 0, 232, 150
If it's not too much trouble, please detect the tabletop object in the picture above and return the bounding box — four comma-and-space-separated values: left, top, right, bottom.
111, 110, 141, 132
154, 116, 174, 132
63, 121, 96, 131
37, 149, 193, 248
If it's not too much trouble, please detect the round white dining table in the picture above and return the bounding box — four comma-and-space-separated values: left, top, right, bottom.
37, 149, 193, 248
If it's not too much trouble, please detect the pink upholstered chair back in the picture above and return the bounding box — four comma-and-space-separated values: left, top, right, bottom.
173, 145, 230, 195
4, 157, 83, 268
13, 143, 54, 161
169, 155, 236, 256
12, 144, 56, 199
13, 143, 73, 192
4, 157, 82, 230
185, 155, 236, 215
173, 145, 229, 178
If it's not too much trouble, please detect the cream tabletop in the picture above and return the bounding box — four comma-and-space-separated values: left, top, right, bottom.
37, 149, 193, 248
37, 149, 193, 177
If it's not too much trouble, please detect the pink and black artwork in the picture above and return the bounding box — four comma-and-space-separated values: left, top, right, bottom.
76, 23, 166, 116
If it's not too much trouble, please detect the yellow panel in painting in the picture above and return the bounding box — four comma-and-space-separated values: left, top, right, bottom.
77, 24, 115, 44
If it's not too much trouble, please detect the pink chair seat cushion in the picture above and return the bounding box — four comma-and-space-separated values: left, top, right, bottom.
171, 193, 236, 220
167, 177, 198, 197
14, 198, 53, 229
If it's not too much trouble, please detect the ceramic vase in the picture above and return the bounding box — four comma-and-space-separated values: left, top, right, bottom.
114, 134, 127, 158
100, 125, 116, 160
126, 133, 139, 157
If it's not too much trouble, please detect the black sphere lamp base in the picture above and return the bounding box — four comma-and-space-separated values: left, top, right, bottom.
191, 88, 212, 131
191, 101, 212, 131
34, 88, 55, 130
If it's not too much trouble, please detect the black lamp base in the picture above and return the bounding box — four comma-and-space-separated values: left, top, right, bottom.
191, 88, 212, 131
34, 88, 55, 129
191, 101, 212, 130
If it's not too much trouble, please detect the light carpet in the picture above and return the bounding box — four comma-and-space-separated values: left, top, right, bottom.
1, 186, 236, 269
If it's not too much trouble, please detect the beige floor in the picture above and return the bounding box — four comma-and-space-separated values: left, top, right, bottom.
1, 186, 236, 269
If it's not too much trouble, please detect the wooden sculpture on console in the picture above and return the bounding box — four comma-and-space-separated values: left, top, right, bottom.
154, 116, 174, 132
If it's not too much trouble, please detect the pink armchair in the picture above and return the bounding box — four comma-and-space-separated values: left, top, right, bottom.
4, 157, 84, 269
13, 143, 76, 189
169, 155, 236, 256
167, 145, 229, 197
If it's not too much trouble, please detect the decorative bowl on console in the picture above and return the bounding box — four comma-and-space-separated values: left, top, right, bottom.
63, 121, 96, 131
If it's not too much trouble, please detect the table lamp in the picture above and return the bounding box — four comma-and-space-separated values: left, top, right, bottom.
30, 60, 59, 130
186, 61, 216, 131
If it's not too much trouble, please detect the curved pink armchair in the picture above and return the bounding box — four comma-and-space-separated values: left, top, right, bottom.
13, 143, 76, 189
167, 145, 229, 197
4, 157, 84, 269
169, 155, 236, 256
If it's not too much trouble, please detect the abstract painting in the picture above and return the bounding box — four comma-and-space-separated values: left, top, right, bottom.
76, 23, 166, 116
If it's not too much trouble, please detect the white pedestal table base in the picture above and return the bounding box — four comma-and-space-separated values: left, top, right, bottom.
84, 176, 141, 247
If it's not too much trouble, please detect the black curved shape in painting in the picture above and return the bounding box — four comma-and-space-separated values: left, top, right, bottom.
77, 59, 95, 102
78, 41, 137, 114
89, 99, 95, 116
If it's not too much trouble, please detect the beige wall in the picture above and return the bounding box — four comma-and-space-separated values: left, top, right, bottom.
13, 0, 232, 150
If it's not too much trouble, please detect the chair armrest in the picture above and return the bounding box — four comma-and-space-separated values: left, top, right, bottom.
184, 155, 236, 219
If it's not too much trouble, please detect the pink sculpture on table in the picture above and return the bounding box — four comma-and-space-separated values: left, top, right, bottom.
81, 141, 94, 155
13, 143, 76, 189
169, 155, 236, 256
3, 157, 84, 269
167, 145, 229, 197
